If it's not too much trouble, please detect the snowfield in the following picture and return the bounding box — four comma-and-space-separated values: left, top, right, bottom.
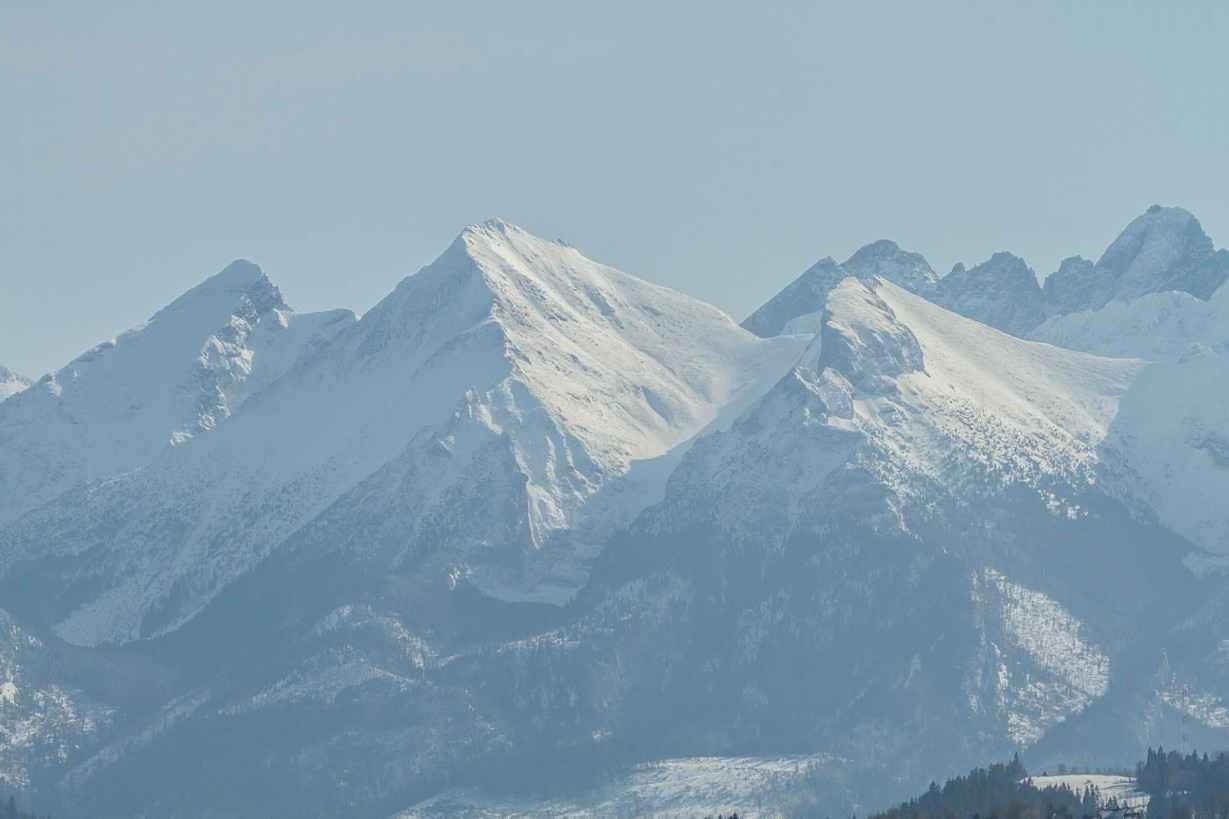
1031, 774, 1149, 810
396, 754, 846, 819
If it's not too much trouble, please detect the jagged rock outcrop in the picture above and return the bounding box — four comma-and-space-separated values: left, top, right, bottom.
742, 240, 937, 337
1044, 205, 1229, 314
933, 252, 1046, 336
0, 261, 354, 524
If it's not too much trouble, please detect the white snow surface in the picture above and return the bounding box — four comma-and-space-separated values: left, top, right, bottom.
1031, 774, 1149, 810
824, 278, 1143, 511
395, 753, 842, 819
1032, 286, 1229, 361
658, 276, 1145, 561
1031, 282, 1229, 558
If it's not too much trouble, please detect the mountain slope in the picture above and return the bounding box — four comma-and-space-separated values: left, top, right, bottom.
0, 262, 354, 525
0, 221, 807, 647
1032, 281, 1229, 561
554, 276, 1189, 800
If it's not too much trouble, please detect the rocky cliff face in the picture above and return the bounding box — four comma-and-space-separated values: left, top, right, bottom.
1044, 205, 1229, 314
933, 252, 1046, 336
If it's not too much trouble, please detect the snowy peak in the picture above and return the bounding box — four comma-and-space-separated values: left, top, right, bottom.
0, 220, 807, 644
741, 240, 935, 338
148, 259, 287, 344
934, 251, 1046, 336
692, 273, 1143, 546
1045, 205, 1229, 314
348, 217, 782, 466
0, 366, 30, 402
1097, 205, 1226, 299
427, 218, 787, 463
817, 277, 925, 394
1030, 265, 1229, 559
739, 265, 1143, 503
842, 239, 939, 294
789, 275, 1143, 498
0, 260, 353, 523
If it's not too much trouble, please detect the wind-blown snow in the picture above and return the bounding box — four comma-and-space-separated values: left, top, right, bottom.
742, 240, 938, 338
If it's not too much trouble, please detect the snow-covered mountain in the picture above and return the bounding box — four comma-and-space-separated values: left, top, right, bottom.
1030, 274, 1229, 562
0, 367, 30, 403
741, 240, 938, 337
747, 206, 1229, 344
0, 261, 355, 525
0, 220, 805, 647
4, 213, 1229, 819
588, 276, 1177, 747
364, 275, 1191, 817
1028, 208, 1229, 561
1043, 205, 1229, 314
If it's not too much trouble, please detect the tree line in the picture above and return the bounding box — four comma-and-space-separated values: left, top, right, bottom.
1137, 747, 1229, 819
871, 754, 1100, 819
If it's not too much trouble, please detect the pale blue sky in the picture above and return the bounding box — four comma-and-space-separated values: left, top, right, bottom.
3, 1, 1227, 377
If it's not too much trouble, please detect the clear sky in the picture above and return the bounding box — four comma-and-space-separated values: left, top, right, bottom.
3, 1, 1227, 377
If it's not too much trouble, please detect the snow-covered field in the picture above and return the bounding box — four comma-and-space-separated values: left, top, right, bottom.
397, 754, 842, 819
1031, 774, 1149, 809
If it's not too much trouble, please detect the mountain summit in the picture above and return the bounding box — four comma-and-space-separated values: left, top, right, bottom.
747, 207, 1229, 344
933, 251, 1046, 335
741, 239, 938, 337
0, 220, 806, 647
1044, 205, 1229, 313
0, 260, 354, 524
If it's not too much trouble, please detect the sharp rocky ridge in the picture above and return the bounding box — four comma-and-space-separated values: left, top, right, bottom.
2, 209, 1229, 818
743, 204, 1229, 339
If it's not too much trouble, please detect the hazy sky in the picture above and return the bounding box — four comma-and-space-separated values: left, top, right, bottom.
3, 1, 1227, 377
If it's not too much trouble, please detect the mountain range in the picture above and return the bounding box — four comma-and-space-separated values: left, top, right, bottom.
2, 206, 1229, 818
